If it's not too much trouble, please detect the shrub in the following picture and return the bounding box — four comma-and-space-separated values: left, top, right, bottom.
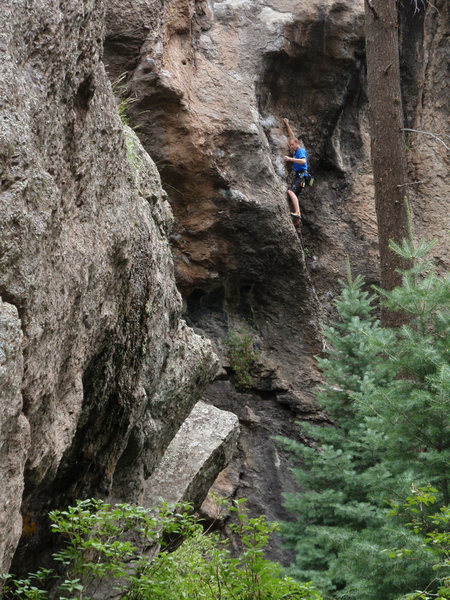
225, 328, 258, 391
388, 486, 450, 600
133, 499, 322, 600
1, 499, 322, 600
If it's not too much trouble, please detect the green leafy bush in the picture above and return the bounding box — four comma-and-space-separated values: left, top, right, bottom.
1, 499, 322, 600
132, 499, 321, 600
1, 500, 197, 600
388, 486, 449, 600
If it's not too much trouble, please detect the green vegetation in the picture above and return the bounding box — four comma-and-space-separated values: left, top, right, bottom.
113, 73, 138, 129
1, 499, 321, 600
133, 499, 321, 600
225, 328, 259, 391
388, 486, 449, 600
124, 132, 139, 175
1, 500, 196, 600
278, 237, 449, 600
112, 73, 142, 180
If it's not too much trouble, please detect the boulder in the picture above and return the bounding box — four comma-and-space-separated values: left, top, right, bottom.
144, 401, 239, 508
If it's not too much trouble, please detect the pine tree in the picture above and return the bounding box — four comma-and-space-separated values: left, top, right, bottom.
359, 237, 450, 505
278, 240, 449, 600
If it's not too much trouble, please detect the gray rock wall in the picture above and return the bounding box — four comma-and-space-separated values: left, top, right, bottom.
0, 301, 30, 572
0, 0, 219, 572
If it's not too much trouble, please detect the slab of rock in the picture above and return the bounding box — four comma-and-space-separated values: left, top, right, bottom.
143, 401, 239, 509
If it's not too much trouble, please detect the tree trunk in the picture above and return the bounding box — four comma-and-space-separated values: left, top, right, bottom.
365, 0, 410, 326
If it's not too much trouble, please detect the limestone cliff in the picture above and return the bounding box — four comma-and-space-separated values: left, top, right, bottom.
0, 0, 220, 573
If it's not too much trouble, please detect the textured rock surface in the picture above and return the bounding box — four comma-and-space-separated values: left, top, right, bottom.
144, 400, 239, 507
104, 0, 449, 560
0, 301, 30, 572
104, 0, 381, 304
199, 379, 327, 562
398, 1, 449, 269
0, 0, 220, 572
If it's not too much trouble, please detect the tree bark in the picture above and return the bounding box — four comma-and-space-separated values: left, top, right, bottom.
365, 0, 410, 326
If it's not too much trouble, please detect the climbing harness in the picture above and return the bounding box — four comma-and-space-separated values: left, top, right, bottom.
297, 171, 314, 188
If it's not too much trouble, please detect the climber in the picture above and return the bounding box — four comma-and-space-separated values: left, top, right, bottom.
283, 118, 308, 221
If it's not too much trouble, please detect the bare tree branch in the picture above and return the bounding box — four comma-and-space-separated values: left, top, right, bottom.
396, 179, 430, 188
417, 0, 439, 13
402, 128, 450, 151
396, 0, 439, 14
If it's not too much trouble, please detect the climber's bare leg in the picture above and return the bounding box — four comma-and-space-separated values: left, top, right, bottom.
288, 190, 301, 217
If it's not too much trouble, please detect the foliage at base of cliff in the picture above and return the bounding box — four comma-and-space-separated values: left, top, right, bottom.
1, 499, 321, 600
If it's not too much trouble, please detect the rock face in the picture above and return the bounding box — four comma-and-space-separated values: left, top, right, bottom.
104, 0, 379, 305
0, 301, 30, 573
0, 0, 221, 573
103, 0, 449, 559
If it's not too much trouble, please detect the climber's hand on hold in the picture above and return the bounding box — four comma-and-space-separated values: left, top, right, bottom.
284, 155, 292, 161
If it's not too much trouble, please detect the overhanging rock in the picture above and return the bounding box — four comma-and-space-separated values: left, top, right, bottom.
143, 401, 239, 509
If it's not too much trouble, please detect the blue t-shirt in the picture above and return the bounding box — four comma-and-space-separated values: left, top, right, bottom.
293, 147, 308, 173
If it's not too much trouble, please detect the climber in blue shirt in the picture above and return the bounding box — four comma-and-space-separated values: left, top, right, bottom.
283, 118, 308, 220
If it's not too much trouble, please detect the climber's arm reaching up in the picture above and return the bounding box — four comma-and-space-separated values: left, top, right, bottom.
283, 118, 296, 143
